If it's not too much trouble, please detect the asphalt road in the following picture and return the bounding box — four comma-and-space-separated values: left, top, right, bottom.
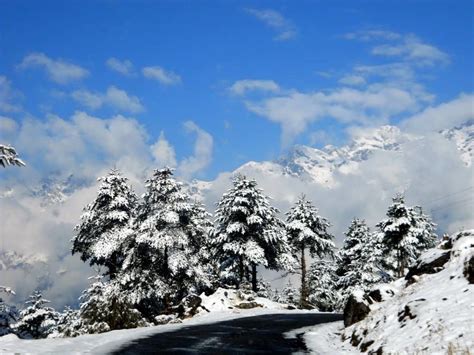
112, 313, 343, 354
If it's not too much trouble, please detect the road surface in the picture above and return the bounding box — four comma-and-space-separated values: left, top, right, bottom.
112, 313, 342, 354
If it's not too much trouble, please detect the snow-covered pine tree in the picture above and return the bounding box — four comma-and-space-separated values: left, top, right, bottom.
337, 219, 382, 302
14, 290, 59, 339
211, 174, 294, 292
78, 277, 146, 334
0, 145, 25, 168
119, 168, 212, 318
286, 195, 335, 308
377, 194, 437, 278
307, 259, 340, 312
53, 306, 81, 338
72, 168, 137, 278
0, 286, 17, 336
275, 279, 299, 307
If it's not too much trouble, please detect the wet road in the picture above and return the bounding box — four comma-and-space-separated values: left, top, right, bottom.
112, 313, 342, 354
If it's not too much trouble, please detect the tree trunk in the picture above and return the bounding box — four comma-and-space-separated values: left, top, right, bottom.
300, 245, 308, 308
251, 263, 257, 292
238, 255, 244, 288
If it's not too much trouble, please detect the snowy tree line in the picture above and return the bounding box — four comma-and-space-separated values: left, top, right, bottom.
1, 167, 437, 338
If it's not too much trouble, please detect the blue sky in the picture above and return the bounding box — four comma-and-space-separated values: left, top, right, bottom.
1, 0, 473, 179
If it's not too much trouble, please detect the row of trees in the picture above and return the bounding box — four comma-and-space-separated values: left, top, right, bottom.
1, 166, 438, 338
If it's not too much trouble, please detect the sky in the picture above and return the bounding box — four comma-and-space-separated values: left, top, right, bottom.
1, 0, 473, 180
0, 1, 473, 307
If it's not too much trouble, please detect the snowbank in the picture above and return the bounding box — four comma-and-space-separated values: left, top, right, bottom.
0, 288, 290, 354
199, 287, 287, 313
339, 229, 474, 353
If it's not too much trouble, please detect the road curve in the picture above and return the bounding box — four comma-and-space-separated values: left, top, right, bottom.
112, 313, 342, 354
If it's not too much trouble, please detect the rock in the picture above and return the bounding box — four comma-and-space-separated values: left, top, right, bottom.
154, 314, 176, 325
360, 340, 374, 352
343, 291, 371, 327
287, 304, 297, 310
173, 294, 203, 318
367, 285, 397, 303
405, 249, 450, 284
464, 254, 474, 284
235, 301, 262, 309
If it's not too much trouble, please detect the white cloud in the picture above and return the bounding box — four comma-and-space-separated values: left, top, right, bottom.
344, 30, 449, 67
71, 86, 145, 113
178, 121, 214, 178
402, 93, 474, 133
372, 34, 449, 66
245, 8, 297, 41
0, 76, 22, 113
343, 30, 401, 41
246, 85, 429, 146
338, 75, 366, 86
142, 66, 181, 85
106, 57, 134, 76
151, 131, 177, 168
18, 52, 89, 84
105, 86, 144, 113
71, 90, 103, 110
0, 116, 18, 135
229, 79, 280, 95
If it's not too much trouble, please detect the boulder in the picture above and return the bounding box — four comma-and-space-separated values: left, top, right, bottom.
173, 294, 203, 318
343, 291, 371, 327
464, 254, 474, 284
367, 285, 397, 303
405, 249, 450, 284
235, 301, 262, 309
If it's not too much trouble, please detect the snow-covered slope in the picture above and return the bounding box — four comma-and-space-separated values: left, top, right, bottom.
191, 123, 472, 194
340, 229, 474, 354
441, 120, 474, 166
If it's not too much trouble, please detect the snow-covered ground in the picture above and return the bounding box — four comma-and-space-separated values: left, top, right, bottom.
0, 309, 304, 354
0, 288, 302, 354
299, 229, 474, 354
285, 321, 358, 355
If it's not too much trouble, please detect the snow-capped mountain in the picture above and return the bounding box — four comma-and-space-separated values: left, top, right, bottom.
0, 250, 48, 272
441, 120, 473, 166
186, 123, 472, 199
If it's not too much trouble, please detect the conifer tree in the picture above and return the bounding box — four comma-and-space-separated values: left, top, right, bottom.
307, 259, 340, 312
14, 290, 59, 339
0, 144, 25, 168
78, 277, 146, 334
211, 175, 294, 292
337, 219, 382, 302
276, 279, 299, 307
286, 195, 335, 308
377, 194, 437, 277
119, 168, 212, 317
72, 169, 137, 278
53, 306, 81, 338
0, 286, 17, 336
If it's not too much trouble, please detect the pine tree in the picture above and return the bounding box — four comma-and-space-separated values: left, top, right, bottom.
78, 277, 146, 334
307, 259, 340, 312
286, 195, 335, 308
0, 145, 25, 168
377, 194, 437, 277
119, 168, 212, 317
211, 174, 294, 292
14, 290, 59, 339
72, 168, 137, 278
0, 286, 17, 336
276, 279, 299, 307
337, 219, 382, 303
53, 306, 81, 338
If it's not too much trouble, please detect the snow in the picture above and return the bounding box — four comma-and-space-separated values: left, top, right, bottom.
0, 308, 312, 354
339, 230, 474, 353
285, 321, 358, 355
199, 288, 287, 312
